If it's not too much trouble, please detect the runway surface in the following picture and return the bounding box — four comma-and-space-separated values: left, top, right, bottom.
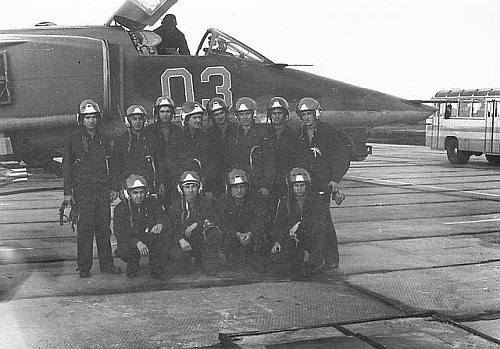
1, 144, 499, 348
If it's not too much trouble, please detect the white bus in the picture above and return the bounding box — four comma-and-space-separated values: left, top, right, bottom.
426, 88, 500, 164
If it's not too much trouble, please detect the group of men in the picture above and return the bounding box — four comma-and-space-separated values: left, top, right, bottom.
62, 95, 351, 280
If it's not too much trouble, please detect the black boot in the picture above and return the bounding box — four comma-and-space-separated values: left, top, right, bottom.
101, 263, 122, 275
79, 269, 91, 278
126, 261, 139, 278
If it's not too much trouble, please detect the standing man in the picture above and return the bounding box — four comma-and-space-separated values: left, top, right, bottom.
166, 171, 223, 275
266, 96, 300, 210
271, 168, 328, 277
215, 168, 270, 271
154, 14, 190, 55
295, 97, 350, 269
114, 174, 168, 280
205, 97, 237, 198
62, 99, 121, 278
113, 105, 163, 198
225, 97, 275, 201
169, 101, 212, 194
144, 96, 181, 208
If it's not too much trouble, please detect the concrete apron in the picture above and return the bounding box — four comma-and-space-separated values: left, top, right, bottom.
0, 280, 403, 349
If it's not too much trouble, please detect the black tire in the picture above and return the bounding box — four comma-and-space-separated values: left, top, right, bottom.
446, 139, 470, 164
486, 154, 500, 165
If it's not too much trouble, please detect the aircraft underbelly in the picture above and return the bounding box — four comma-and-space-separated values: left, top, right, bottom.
322, 110, 432, 128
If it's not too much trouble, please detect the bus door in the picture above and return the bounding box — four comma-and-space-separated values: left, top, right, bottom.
429, 103, 443, 149
485, 100, 499, 154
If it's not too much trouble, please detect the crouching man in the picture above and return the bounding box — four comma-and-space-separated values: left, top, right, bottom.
166, 171, 223, 276
215, 168, 270, 272
114, 174, 169, 280
271, 168, 328, 277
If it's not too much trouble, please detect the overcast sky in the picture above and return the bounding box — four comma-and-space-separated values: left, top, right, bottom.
1, 0, 499, 100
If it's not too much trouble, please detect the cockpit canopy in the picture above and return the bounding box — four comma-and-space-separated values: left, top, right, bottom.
195, 28, 273, 64
108, 0, 274, 63
106, 0, 178, 30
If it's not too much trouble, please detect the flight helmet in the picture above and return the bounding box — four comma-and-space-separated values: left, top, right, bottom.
226, 168, 249, 188
296, 97, 322, 119
126, 174, 148, 191
234, 97, 258, 118
177, 171, 204, 194
266, 96, 290, 122
152, 96, 175, 122
77, 99, 102, 125
206, 97, 229, 118
180, 101, 205, 127
125, 105, 148, 127
287, 167, 312, 186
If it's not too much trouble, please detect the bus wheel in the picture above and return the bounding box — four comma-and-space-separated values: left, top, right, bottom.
446, 139, 470, 164
486, 155, 500, 165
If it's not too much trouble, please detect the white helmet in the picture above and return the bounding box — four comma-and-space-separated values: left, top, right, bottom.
180, 101, 205, 127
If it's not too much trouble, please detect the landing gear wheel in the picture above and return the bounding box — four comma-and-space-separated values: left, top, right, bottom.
446, 139, 470, 164
485, 154, 500, 165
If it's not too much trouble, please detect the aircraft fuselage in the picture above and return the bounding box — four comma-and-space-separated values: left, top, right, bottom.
0, 25, 435, 161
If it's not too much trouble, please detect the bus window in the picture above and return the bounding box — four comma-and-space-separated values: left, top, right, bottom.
443, 104, 452, 119
458, 101, 472, 117
472, 100, 484, 117
445, 102, 458, 118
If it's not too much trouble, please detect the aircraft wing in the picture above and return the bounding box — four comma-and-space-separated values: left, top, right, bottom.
105, 0, 178, 29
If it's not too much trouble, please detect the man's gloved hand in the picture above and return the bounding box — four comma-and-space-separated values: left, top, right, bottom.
333, 190, 345, 205
271, 241, 281, 254
150, 223, 163, 234
109, 190, 118, 202
257, 187, 270, 198
179, 238, 192, 252
137, 241, 149, 256
184, 222, 198, 238
64, 194, 74, 206
158, 183, 165, 197
237, 232, 252, 246
289, 222, 300, 237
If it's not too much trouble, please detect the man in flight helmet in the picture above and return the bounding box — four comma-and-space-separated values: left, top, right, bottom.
145, 96, 180, 153
270, 167, 329, 277
145, 96, 181, 209
295, 97, 350, 269
169, 101, 214, 196
113, 174, 169, 280
214, 168, 270, 271
62, 99, 121, 278
154, 14, 190, 55
113, 104, 164, 199
166, 171, 223, 275
266, 96, 300, 209
205, 97, 238, 197
224, 97, 275, 201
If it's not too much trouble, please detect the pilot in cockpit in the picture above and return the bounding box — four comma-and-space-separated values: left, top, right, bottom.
154, 14, 190, 55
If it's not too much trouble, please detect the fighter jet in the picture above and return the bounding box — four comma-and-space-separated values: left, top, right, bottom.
0, 0, 435, 166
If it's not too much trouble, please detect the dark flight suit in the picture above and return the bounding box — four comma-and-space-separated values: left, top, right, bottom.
272, 192, 328, 273
144, 122, 181, 208
166, 195, 222, 274
113, 130, 163, 193
205, 122, 238, 196
224, 124, 275, 194
62, 129, 118, 273
113, 196, 168, 277
268, 125, 300, 208
168, 128, 212, 187
296, 121, 351, 267
215, 191, 271, 270
153, 27, 190, 55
